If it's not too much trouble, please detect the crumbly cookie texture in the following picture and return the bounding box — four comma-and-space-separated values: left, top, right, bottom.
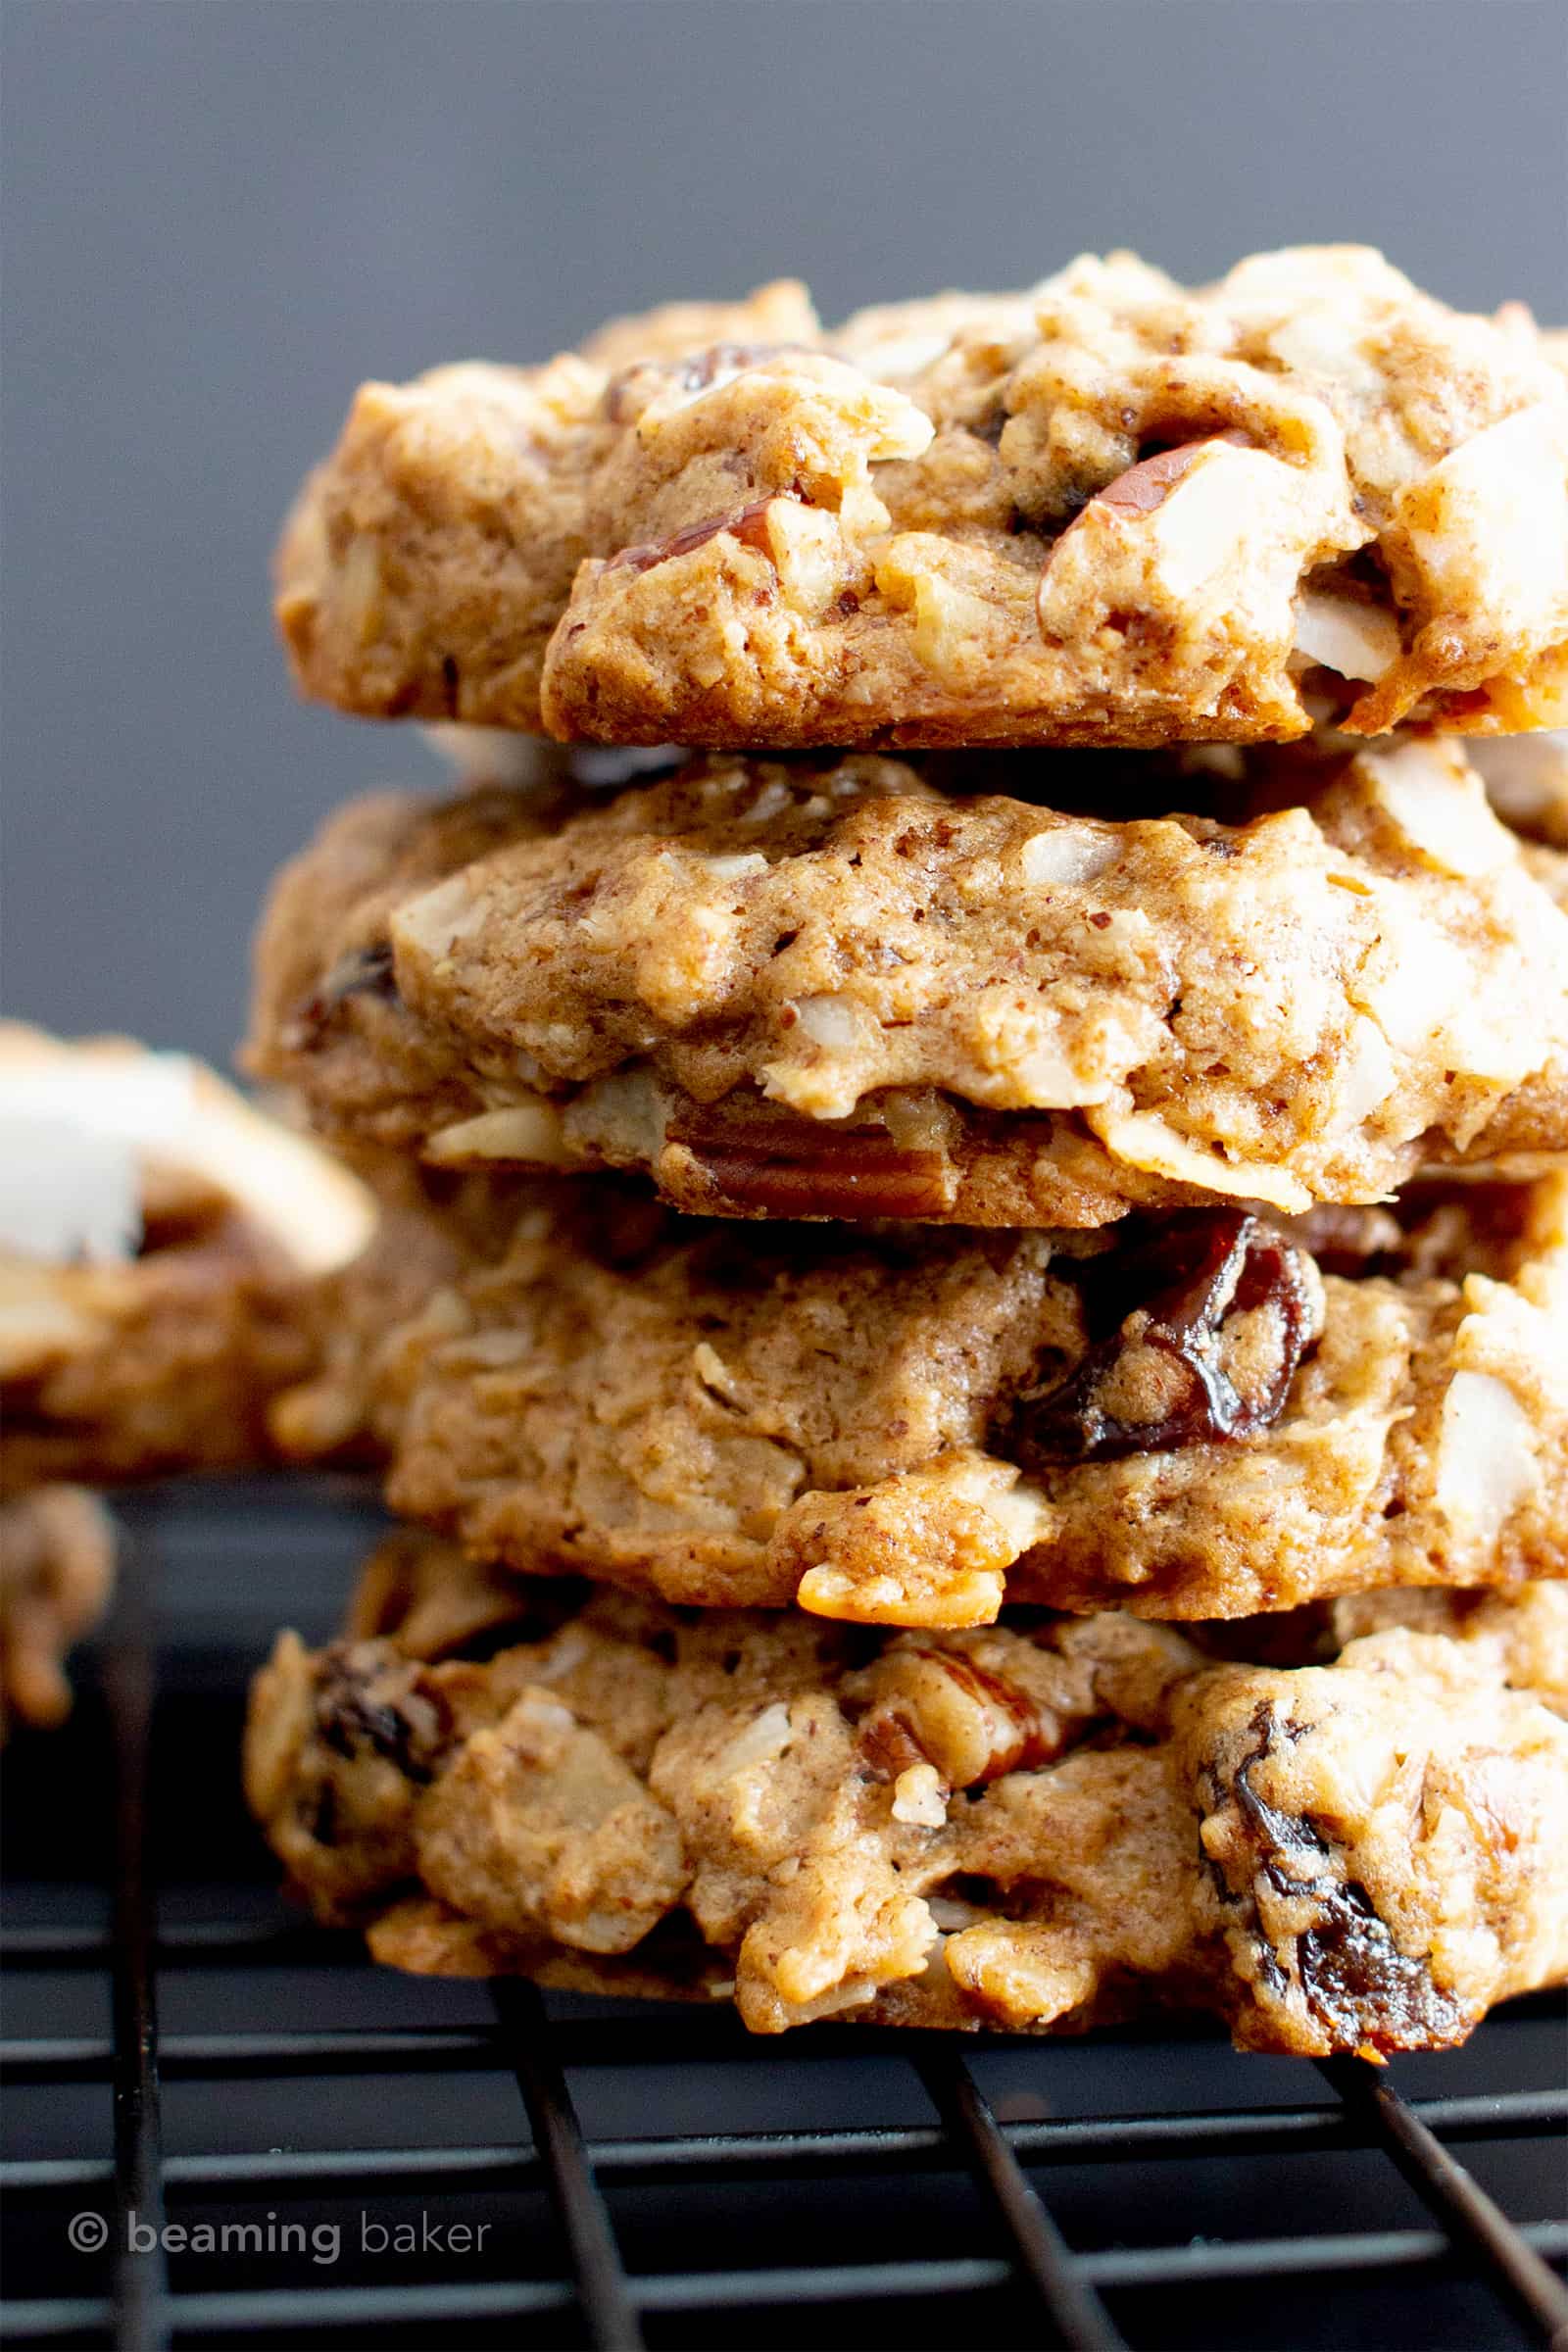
248, 742, 1568, 1227
270, 1162, 1568, 1626
0, 1487, 116, 1734
1471, 729, 1568, 854
0, 1025, 375, 1489
244, 1542, 1568, 2051
277, 249, 1568, 749
276, 280, 820, 740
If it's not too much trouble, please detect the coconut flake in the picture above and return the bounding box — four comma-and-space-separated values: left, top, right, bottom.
1020, 826, 1120, 888
419, 724, 547, 787
1334, 1016, 1399, 1128
425, 1102, 573, 1167
1359, 739, 1512, 876
698, 853, 769, 883
1435, 1369, 1538, 1543
0, 1046, 373, 1274
0, 1114, 142, 1264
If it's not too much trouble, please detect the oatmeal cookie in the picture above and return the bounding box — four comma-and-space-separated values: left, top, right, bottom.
0, 1487, 116, 1733
277, 249, 1568, 749
249, 742, 1568, 1226
273, 1162, 1568, 1626
276, 279, 821, 741
267, 1153, 533, 1463
0, 1026, 375, 1488
245, 1543, 1568, 2051
1471, 728, 1568, 854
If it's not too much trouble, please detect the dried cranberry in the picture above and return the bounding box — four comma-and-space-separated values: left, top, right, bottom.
287, 942, 398, 1049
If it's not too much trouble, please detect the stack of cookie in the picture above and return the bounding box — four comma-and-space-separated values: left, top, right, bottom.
244, 247, 1568, 2054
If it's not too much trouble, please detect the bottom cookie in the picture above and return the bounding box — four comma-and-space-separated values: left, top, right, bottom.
245, 1536, 1568, 2053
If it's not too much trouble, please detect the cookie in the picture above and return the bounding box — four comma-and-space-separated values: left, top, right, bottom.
276, 278, 821, 743
276, 248, 1568, 749
0, 1025, 375, 1488
270, 1160, 1568, 1626
0, 1487, 116, 1734
1471, 728, 1568, 855
244, 1538, 1568, 2052
266, 1153, 529, 1463
248, 741, 1568, 1226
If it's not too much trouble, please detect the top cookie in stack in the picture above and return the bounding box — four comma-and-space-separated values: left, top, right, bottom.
275, 244, 1568, 748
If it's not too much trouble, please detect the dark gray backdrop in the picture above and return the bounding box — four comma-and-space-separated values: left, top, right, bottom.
5, 0, 1565, 1066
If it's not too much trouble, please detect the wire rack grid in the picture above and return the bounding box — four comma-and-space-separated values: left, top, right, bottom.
2, 1478, 1565, 2351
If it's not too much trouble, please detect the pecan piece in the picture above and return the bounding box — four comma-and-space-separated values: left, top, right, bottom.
605, 497, 781, 578
996, 1209, 1318, 1466
669, 1103, 956, 1220
855, 1644, 1056, 1788
1087, 430, 1251, 519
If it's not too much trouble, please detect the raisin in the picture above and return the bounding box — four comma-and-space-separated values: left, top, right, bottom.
996, 1208, 1317, 1466
1225, 1704, 1469, 2051
314, 1647, 446, 1785
602, 341, 806, 422
674, 340, 793, 393
287, 942, 398, 1050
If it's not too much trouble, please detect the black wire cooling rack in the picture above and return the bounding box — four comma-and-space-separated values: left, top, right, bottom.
3, 1477, 1565, 2352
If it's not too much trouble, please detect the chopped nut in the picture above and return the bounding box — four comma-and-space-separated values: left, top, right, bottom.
891, 1762, 949, 1827
606, 498, 780, 578
424, 1102, 574, 1167
1292, 590, 1400, 682
1089, 435, 1246, 518
691, 1340, 743, 1404
669, 1104, 956, 1220
710, 1700, 794, 1781
858, 1644, 1054, 1787
1358, 739, 1512, 876
1019, 825, 1120, 888
792, 994, 867, 1052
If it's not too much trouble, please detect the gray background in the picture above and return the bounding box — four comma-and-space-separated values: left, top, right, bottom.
4, 0, 1565, 1067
